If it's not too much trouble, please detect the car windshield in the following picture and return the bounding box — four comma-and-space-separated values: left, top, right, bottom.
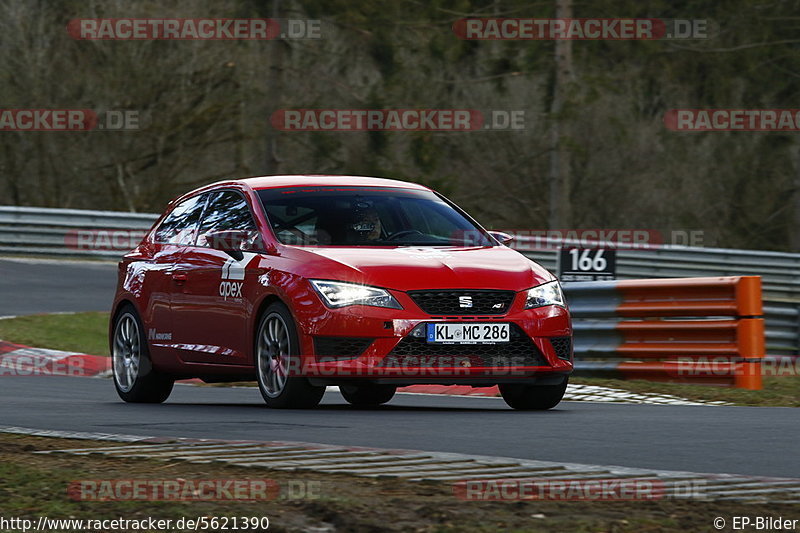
257, 186, 495, 247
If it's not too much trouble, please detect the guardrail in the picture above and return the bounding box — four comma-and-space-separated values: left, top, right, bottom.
0, 206, 157, 258
517, 239, 800, 359
563, 276, 765, 389
522, 244, 800, 300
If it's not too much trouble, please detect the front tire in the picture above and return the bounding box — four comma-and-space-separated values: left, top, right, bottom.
255, 303, 325, 409
112, 306, 174, 403
340, 384, 396, 406
499, 378, 568, 410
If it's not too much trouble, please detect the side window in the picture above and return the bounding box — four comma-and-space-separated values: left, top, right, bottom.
197, 190, 258, 247
153, 194, 207, 245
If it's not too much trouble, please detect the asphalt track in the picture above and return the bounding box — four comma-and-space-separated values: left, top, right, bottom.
0, 256, 798, 479
0, 377, 798, 478
0, 258, 117, 316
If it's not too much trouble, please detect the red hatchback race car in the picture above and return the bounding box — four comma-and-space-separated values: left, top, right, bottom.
110, 175, 573, 410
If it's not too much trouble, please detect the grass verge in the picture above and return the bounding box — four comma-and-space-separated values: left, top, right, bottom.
0, 312, 109, 356
0, 312, 797, 407
0, 432, 796, 532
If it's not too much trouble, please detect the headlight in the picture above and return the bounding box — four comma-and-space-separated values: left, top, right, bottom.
524, 281, 566, 309
310, 280, 402, 309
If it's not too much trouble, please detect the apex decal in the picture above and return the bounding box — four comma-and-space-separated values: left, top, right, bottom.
219, 281, 243, 300
222, 256, 247, 281
218, 253, 255, 301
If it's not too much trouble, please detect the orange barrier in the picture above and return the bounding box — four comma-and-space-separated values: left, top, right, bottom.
565, 276, 764, 389
615, 276, 763, 317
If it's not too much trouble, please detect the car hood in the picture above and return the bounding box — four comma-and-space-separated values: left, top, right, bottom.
288, 246, 554, 291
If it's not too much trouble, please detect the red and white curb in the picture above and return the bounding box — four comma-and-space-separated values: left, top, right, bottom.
394, 384, 730, 406
2, 425, 797, 503
0, 340, 110, 377
0, 339, 728, 405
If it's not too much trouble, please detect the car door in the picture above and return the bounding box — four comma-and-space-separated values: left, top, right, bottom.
171, 189, 261, 365
144, 193, 208, 361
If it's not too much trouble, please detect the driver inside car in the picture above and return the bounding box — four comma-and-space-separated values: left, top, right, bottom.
349, 205, 382, 242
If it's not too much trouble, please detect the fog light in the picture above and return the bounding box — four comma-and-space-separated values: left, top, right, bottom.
410, 323, 427, 338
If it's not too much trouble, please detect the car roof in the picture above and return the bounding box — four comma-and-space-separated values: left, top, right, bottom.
238, 175, 431, 191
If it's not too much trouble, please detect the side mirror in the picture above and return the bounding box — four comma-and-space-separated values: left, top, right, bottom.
204, 230, 256, 260
488, 231, 514, 246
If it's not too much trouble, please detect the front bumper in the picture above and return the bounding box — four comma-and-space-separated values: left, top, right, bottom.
292, 288, 573, 383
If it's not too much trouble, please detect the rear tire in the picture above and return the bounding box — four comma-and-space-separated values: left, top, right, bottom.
255, 302, 325, 409
111, 305, 174, 403
340, 384, 396, 406
499, 378, 568, 410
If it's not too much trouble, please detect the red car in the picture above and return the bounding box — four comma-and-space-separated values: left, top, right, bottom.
110, 175, 573, 410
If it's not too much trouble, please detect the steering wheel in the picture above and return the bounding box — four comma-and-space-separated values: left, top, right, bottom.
386, 229, 425, 241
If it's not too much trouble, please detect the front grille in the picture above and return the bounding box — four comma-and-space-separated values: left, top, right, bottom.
408, 290, 515, 315
550, 336, 572, 360
313, 336, 374, 361
381, 324, 547, 368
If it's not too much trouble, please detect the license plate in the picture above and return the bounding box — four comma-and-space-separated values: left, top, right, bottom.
426, 323, 510, 344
